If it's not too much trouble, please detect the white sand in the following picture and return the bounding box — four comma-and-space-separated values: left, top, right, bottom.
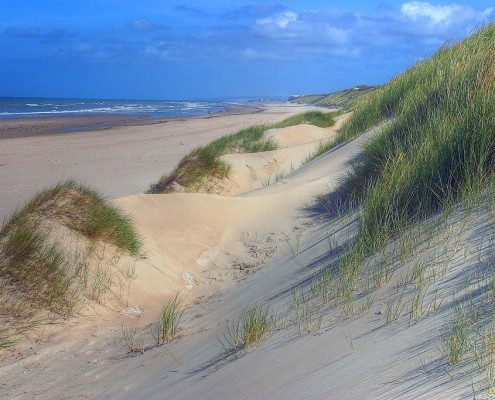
1, 117, 492, 399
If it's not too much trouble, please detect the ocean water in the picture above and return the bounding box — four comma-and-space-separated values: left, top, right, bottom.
0, 97, 271, 118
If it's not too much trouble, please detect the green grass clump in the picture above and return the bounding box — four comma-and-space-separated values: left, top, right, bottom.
335, 24, 495, 253
153, 293, 184, 344
240, 305, 272, 349
273, 110, 341, 129
4, 180, 141, 254
148, 111, 340, 193
445, 310, 470, 366
0, 180, 141, 344
122, 320, 145, 354
2, 220, 71, 311
219, 305, 273, 355
302, 139, 337, 165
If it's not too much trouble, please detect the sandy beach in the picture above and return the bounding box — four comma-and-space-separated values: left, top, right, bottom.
1, 3, 494, 398
0, 103, 321, 221
2, 111, 489, 399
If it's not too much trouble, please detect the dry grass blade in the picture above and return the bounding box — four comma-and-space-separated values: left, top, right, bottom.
122, 320, 145, 354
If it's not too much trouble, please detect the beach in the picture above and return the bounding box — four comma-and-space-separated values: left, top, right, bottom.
0, 103, 321, 221
1, 3, 494, 398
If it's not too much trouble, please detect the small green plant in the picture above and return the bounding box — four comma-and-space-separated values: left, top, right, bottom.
291, 288, 324, 334
153, 293, 184, 345
409, 289, 426, 324
88, 266, 113, 303
218, 305, 273, 356
302, 139, 338, 165
371, 264, 393, 289
472, 330, 495, 375
445, 309, 469, 366
411, 259, 428, 290
239, 305, 272, 349
385, 286, 407, 323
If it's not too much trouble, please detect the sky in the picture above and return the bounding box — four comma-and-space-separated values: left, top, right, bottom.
0, 0, 493, 100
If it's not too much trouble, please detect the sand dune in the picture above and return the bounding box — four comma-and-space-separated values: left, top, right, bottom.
0, 103, 323, 222
3, 24, 495, 399
1, 120, 488, 400
113, 113, 360, 310
0, 117, 372, 395
214, 113, 351, 195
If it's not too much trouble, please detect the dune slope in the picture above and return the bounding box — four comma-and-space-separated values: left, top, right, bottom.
1, 120, 491, 399
3, 25, 495, 398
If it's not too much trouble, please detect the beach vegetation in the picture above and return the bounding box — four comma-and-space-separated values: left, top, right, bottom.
302, 139, 336, 165
148, 110, 341, 193
218, 304, 273, 356
152, 293, 184, 345
444, 309, 469, 366
324, 24, 495, 300
122, 320, 145, 354
290, 85, 378, 110
0, 179, 141, 346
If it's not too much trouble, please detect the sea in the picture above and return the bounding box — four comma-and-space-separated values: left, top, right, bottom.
0, 97, 283, 119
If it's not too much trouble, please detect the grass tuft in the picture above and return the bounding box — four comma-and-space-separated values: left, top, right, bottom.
3, 179, 141, 254
445, 309, 469, 366
153, 293, 184, 344
219, 305, 273, 356
334, 24, 495, 253
302, 139, 336, 165
122, 320, 145, 354
322, 25, 495, 301
0, 180, 141, 346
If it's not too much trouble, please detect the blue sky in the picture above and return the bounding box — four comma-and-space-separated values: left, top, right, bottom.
0, 1, 493, 100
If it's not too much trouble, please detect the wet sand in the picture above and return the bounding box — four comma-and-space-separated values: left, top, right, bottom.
0, 105, 261, 139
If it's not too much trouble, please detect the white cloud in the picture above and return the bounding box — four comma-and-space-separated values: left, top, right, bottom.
254, 10, 348, 46
401, 2, 461, 24
142, 3, 493, 62
401, 2, 493, 27
257, 11, 298, 29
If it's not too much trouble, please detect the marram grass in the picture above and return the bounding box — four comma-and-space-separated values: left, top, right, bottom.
336, 24, 495, 252
0, 180, 141, 343
148, 110, 341, 193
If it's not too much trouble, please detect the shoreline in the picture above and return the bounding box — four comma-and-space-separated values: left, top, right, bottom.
0, 104, 264, 139
0, 103, 324, 222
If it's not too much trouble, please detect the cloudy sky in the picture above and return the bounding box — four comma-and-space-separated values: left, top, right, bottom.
1, 0, 493, 99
